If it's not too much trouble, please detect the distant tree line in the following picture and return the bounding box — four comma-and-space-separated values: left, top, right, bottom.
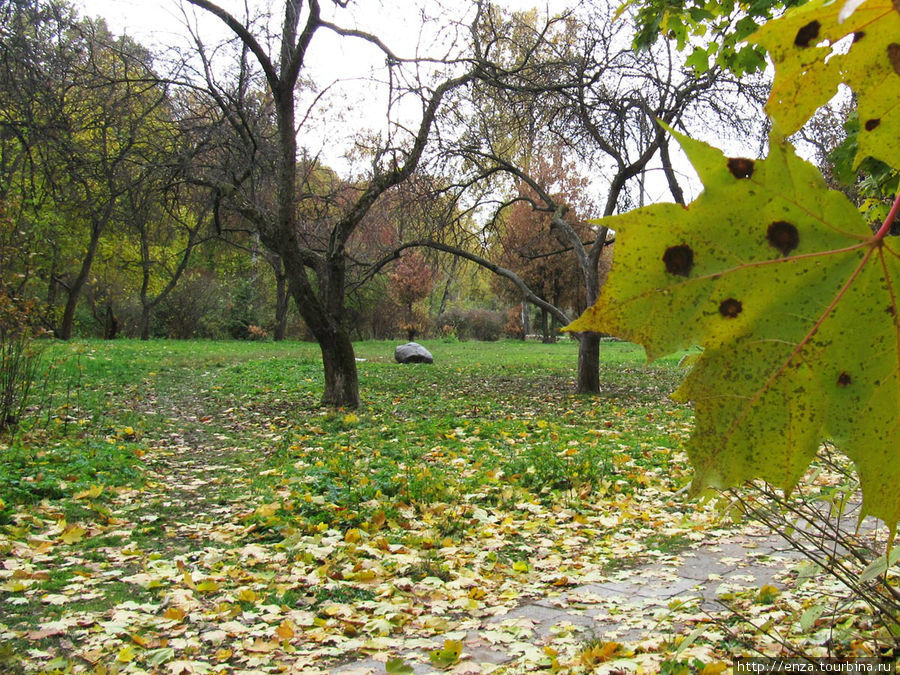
1, 0, 770, 406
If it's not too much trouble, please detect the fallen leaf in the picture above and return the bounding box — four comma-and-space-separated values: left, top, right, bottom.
59, 525, 86, 545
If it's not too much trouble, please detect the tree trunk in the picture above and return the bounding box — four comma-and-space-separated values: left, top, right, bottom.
540, 308, 552, 343
140, 307, 152, 340
104, 304, 119, 340
59, 221, 103, 340
319, 324, 360, 408
576, 332, 601, 394
274, 270, 288, 341
520, 300, 529, 340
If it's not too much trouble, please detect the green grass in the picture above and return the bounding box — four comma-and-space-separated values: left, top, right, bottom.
1, 338, 693, 522
0, 337, 700, 670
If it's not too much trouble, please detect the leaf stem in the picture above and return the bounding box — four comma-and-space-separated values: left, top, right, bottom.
875, 190, 900, 240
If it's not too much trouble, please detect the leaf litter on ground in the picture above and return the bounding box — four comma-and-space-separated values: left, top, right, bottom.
0, 340, 894, 673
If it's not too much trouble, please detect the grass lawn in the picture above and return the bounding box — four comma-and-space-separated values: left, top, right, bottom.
0, 337, 867, 673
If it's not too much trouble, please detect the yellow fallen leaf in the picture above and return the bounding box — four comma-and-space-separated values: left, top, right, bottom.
131, 633, 152, 648
342, 413, 359, 424
237, 588, 257, 603
275, 619, 295, 640
215, 648, 233, 661
429, 639, 463, 669
1, 579, 28, 592
117, 645, 135, 663
344, 528, 362, 543
163, 607, 185, 621
255, 502, 280, 518
245, 638, 278, 653
512, 560, 529, 573
74, 485, 103, 500
581, 641, 621, 666
702, 663, 729, 675
195, 579, 220, 593
59, 525, 87, 545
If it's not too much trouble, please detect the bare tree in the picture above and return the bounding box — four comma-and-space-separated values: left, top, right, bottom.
177, 0, 484, 407
374, 3, 768, 393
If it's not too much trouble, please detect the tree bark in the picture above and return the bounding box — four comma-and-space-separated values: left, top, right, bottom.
274, 269, 288, 341
520, 300, 529, 339
576, 332, 601, 394
59, 219, 104, 340
540, 308, 552, 343
318, 323, 360, 408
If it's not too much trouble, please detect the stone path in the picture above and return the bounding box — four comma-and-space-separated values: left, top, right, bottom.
332, 527, 804, 674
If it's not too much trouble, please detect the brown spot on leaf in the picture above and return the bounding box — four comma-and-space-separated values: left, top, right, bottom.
865, 118, 881, 131
719, 298, 743, 318
663, 245, 694, 277
794, 20, 820, 48
767, 221, 800, 255
888, 43, 900, 76
853, 31, 866, 43
727, 158, 754, 179
837, 372, 852, 387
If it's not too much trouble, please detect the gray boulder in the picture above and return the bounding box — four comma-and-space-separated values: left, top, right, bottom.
394, 342, 433, 364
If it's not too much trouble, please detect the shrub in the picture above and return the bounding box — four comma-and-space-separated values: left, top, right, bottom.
155, 270, 227, 339
0, 292, 42, 432
437, 308, 503, 341
504, 304, 526, 339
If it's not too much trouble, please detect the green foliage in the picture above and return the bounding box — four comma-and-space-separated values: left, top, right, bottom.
622, 0, 807, 75
749, 0, 900, 168
0, 438, 142, 510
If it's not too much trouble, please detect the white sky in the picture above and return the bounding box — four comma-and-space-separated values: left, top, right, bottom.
75, 0, 751, 208
76, 0, 584, 173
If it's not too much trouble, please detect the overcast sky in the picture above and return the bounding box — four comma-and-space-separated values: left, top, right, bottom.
73, 0, 722, 206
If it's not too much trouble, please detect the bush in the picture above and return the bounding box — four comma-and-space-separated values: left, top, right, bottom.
504, 304, 526, 339
154, 270, 227, 339
437, 308, 504, 341
0, 291, 42, 433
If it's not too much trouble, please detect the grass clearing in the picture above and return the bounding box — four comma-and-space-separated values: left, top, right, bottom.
0, 337, 744, 673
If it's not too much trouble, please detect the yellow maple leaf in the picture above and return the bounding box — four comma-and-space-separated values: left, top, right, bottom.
59, 525, 86, 545
74, 485, 103, 500
116, 645, 135, 663
275, 619, 295, 640
163, 607, 186, 621
254, 502, 280, 518
195, 579, 219, 593
580, 641, 621, 666
245, 638, 278, 653
237, 588, 258, 603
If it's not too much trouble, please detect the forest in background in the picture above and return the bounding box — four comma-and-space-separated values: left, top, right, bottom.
0, 0, 776, 348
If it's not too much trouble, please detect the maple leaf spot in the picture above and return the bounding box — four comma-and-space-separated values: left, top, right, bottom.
663, 245, 694, 277
793, 19, 820, 47
727, 157, 755, 179
766, 221, 800, 256
718, 299, 743, 318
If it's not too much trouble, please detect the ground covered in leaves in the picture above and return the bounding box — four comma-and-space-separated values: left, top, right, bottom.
0, 340, 894, 674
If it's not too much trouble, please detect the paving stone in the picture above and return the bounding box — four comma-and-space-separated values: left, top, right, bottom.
335, 530, 806, 673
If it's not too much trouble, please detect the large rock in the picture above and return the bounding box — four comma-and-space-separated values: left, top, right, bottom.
394, 342, 433, 364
